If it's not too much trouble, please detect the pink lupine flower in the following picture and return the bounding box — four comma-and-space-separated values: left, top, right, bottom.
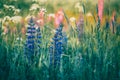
37, 8, 46, 26
54, 8, 64, 28
98, 0, 104, 21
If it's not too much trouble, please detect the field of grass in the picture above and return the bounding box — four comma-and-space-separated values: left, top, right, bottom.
0, 0, 120, 80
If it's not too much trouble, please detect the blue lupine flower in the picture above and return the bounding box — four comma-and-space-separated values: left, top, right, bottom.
25, 18, 36, 63
27, 35, 35, 39
25, 17, 42, 64
26, 40, 34, 44
49, 24, 67, 68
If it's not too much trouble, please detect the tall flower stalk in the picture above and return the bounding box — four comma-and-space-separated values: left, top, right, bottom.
98, 0, 104, 22
25, 17, 41, 64
49, 24, 65, 68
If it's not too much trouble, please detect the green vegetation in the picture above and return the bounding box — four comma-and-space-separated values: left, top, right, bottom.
0, 0, 120, 80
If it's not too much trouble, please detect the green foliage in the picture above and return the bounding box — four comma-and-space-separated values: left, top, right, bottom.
0, 19, 120, 80
0, 0, 120, 80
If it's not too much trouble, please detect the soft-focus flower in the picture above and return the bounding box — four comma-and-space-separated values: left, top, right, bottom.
25, 18, 41, 64
49, 24, 65, 68
3, 16, 11, 22
3, 4, 15, 10
25, 18, 36, 61
29, 4, 40, 11
54, 8, 64, 28
11, 16, 22, 23
69, 17, 76, 30
38, 8, 47, 18
86, 12, 93, 17
3, 4, 20, 16
40, 8, 47, 12
3, 4, 10, 9
75, 2, 80, 9
79, 6, 84, 13
75, 2, 84, 13
2, 16, 11, 28
98, 0, 104, 21
36, 8, 46, 26
14, 9, 20, 15
70, 17, 76, 22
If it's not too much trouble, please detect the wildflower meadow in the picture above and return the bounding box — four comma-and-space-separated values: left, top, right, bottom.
0, 0, 120, 80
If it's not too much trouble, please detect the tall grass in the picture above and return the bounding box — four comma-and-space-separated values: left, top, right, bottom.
0, 0, 120, 78
0, 15, 120, 80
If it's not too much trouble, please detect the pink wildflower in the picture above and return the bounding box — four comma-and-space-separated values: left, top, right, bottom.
98, 0, 104, 21
54, 8, 64, 28
37, 8, 46, 26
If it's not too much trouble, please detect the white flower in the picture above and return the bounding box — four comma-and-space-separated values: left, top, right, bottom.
69, 17, 76, 22
75, 2, 84, 13
79, 6, 84, 13
9, 5, 15, 9
75, 2, 80, 9
40, 8, 47, 13
86, 12, 93, 17
11, 16, 22, 23
3, 16, 11, 22
14, 9, 20, 15
3, 4, 9, 8
29, 4, 39, 11
4, 4, 15, 9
